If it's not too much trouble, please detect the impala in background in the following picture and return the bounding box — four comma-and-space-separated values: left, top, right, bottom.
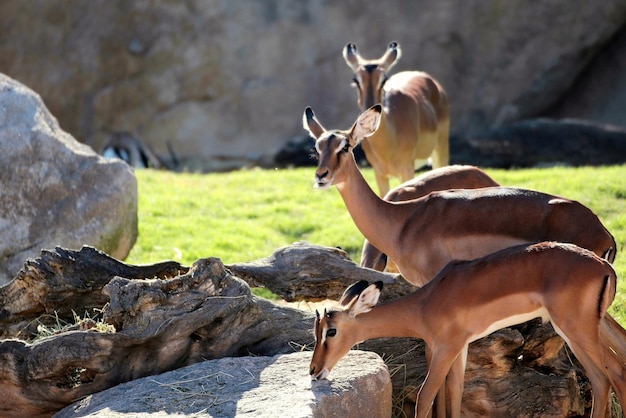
343, 41, 450, 196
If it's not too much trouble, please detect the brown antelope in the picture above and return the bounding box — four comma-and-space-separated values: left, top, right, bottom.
361, 165, 499, 272
343, 41, 450, 196
303, 104, 626, 413
303, 104, 616, 283
310, 242, 626, 418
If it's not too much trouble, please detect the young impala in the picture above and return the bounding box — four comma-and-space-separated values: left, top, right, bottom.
360, 165, 499, 272
343, 41, 450, 196
310, 242, 626, 418
303, 104, 626, 412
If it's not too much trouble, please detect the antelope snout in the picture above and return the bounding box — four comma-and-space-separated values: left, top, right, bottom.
309, 365, 329, 381
315, 168, 332, 189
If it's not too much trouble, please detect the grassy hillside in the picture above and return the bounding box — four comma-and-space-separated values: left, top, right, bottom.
126, 165, 626, 322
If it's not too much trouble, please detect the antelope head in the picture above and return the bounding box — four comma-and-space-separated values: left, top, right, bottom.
302, 105, 382, 189
343, 41, 401, 110
309, 281, 383, 380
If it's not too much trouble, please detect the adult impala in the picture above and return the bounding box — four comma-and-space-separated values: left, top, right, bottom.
304, 104, 616, 282
343, 41, 450, 196
310, 242, 626, 418
361, 165, 499, 272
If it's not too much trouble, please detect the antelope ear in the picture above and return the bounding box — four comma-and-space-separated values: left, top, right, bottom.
314, 309, 321, 335
303, 107, 326, 139
344, 281, 383, 317
379, 41, 401, 71
350, 104, 382, 145
339, 280, 370, 306
343, 42, 361, 71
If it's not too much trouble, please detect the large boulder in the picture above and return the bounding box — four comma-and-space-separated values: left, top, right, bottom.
0, 1, 625, 171
0, 73, 138, 285
54, 351, 392, 418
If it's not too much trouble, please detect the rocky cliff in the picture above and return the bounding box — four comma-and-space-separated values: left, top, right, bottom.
1, 1, 625, 171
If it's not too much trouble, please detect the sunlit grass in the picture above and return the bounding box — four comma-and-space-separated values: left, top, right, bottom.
126, 165, 626, 323
128, 168, 361, 265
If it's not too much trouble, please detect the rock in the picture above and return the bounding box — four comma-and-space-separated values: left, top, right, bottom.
0, 2, 625, 171
451, 118, 626, 168
54, 351, 392, 418
0, 73, 138, 285
547, 26, 626, 126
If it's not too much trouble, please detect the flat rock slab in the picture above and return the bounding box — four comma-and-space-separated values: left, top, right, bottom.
55, 351, 392, 418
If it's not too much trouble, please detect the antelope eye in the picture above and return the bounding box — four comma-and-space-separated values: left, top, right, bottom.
327, 329, 337, 338
351, 76, 359, 88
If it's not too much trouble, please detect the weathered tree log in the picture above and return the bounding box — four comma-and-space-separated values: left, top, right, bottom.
0, 246, 187, 340
0, 249, 314, 417
226, 241, 418, 303
0, 243, 616, 417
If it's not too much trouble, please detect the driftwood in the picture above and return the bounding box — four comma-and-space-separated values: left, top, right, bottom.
0, 246, 187, 340
0, 243, 617, 417
226, 241, 417, 303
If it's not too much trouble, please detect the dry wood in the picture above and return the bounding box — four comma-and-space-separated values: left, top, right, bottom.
0, 246, 187, 340
0, 243, 613, 417
226, 241, 417, 303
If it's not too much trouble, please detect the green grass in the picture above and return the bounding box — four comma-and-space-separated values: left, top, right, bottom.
126, 165, 626, 323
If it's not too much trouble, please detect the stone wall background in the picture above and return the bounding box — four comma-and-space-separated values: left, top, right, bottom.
1, 0, 625, 171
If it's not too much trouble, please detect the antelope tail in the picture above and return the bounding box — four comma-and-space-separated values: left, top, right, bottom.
598, 275, 615, 320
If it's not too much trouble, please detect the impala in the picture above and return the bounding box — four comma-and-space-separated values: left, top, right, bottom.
343, 41, 450, 196
310, 242, 625, 418
303, 104, 616, 283
361, 165, 499, 272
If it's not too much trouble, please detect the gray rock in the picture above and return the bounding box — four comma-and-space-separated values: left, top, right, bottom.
451, 118, 626, 168
54, 351, 392, 418
0, 73, 138, 285
547, 24, 626, 126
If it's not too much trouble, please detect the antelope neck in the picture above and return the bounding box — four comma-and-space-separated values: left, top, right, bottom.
334, 155, 406, 261
356, 297, 423, 341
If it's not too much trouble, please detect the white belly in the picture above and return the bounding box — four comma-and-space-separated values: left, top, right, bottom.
469, 307, 549, 343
